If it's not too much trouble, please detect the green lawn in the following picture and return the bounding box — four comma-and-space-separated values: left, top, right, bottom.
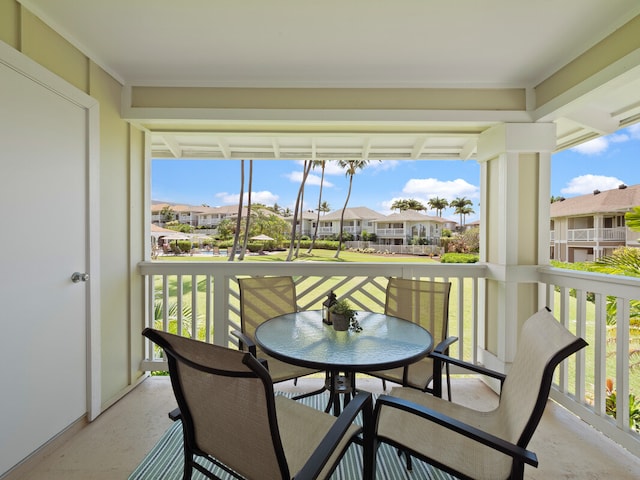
156, 249, 435, 263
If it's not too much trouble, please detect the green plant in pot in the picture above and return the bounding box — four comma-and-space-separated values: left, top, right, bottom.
329, 299, 357, 331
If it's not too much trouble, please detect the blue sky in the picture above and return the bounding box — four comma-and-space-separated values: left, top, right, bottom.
152, 124, 640, 222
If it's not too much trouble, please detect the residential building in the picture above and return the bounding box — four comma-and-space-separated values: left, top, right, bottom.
550, 184, 640, 262
281, 210, 317, 237
151, 203, 205, 227
195, 205, 247, 228
374, 211, 447, 245
317, 207, 385, 239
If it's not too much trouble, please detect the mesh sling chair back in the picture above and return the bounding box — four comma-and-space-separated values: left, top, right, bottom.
372, 307, 588, 480
142, 328, 374, 480
234, 276, 321, 383
367, 277, 455, 398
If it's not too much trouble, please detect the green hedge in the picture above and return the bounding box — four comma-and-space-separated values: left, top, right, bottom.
440, 253, 479, 263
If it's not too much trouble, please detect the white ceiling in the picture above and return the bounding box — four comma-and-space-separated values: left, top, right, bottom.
21, 0, 640, 160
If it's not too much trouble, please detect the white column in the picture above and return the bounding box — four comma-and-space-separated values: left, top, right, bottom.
476, 123, 556, 376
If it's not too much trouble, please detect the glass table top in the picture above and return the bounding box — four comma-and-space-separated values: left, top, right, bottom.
254, 310, 433, 371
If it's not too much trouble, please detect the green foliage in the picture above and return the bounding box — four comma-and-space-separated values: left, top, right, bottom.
606, 379, 640, 431
166, 223, 194, 233
391, 198, 426, 212
329, 299, 357, 321
440, 253, 479, 263
160, 206, 176, 223
593, 247, 640, 278
444, 227, 479, 253
626, 206, 640, 232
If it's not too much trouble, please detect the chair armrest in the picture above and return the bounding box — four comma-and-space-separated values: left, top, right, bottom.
294, 391, 374, 480
374, 394, 538, 468
230, 329, 257, 356
432, 335, 458, 354
430, 351, 507, 383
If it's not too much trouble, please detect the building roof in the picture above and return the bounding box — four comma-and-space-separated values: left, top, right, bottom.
320, 207, 386, 222
377, 211, 448, 223
284, 210, 318, 221
550, 184, 640, 217
151, 203, 206, 214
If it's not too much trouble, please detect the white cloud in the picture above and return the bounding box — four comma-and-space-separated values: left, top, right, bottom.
571, 137, 608, 155
569, 130, 634, 155
370, 160, 402, 172
628, 123, 640, 139
403, 178, 479, 200
215, 191, 279, 205
285, 170, 334, 187
609, 133, 629, 143
560, 174, 624, 195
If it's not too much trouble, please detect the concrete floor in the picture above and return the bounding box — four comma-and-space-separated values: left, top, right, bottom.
13, 375, 640, 479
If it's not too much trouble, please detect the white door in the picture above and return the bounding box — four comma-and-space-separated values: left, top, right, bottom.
0, 46, 99, 475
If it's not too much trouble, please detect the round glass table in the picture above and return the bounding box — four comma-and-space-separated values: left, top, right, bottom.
255, 310, 433, 414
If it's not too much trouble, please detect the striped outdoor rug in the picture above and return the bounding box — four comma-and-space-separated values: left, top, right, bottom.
129, 392, 456, 480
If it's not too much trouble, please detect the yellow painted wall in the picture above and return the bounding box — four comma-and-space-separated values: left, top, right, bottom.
517, 153, 539, 265
21, 9, 88, 92
0, 0, 19, 48
1, 1, 146, 408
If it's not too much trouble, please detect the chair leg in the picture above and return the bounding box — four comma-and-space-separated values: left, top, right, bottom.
293, 377, 298, 386
396, 448, 413, 471
446, 363, 452, 402
381, 379, 387, 391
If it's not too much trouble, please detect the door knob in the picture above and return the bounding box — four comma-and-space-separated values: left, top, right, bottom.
71, 272, 89, 283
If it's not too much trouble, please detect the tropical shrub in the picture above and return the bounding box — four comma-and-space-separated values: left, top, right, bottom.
606, 378, 640, 432
440, 253, 479, 263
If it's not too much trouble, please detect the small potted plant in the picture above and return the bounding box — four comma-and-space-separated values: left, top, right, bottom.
329, 299, 357, 331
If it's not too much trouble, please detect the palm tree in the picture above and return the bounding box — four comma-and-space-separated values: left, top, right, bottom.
286, 161, 312, 261
334, 160, 370, 258
406, 199, 426, 212
428, 197, 449, 217
391, 198, 425, 212
320, 201, 331, 214
308, 160, 327, 253
391, 199, 409, 212
229, 160, 245, 261
295, 160, 310, 257
239, 160, 253, 260
450, 196, 474, 226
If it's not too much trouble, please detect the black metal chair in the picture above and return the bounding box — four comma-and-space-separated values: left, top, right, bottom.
367, 277, 456, 399
143, 328, 374, 480
232, 276, 322, 384
372, 307, 588, 480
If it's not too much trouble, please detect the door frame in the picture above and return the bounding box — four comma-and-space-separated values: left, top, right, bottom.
0, 41, 102, 420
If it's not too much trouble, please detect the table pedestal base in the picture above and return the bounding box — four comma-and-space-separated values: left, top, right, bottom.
325, 370, 356, 415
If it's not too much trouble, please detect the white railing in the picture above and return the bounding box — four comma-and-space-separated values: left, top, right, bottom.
568, 228, 595, 241
538, 266, 640, 456
376, 228, 405, 236
568, 227, 627, 242
138, 261, 640, 457
139, 262, 485, 367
